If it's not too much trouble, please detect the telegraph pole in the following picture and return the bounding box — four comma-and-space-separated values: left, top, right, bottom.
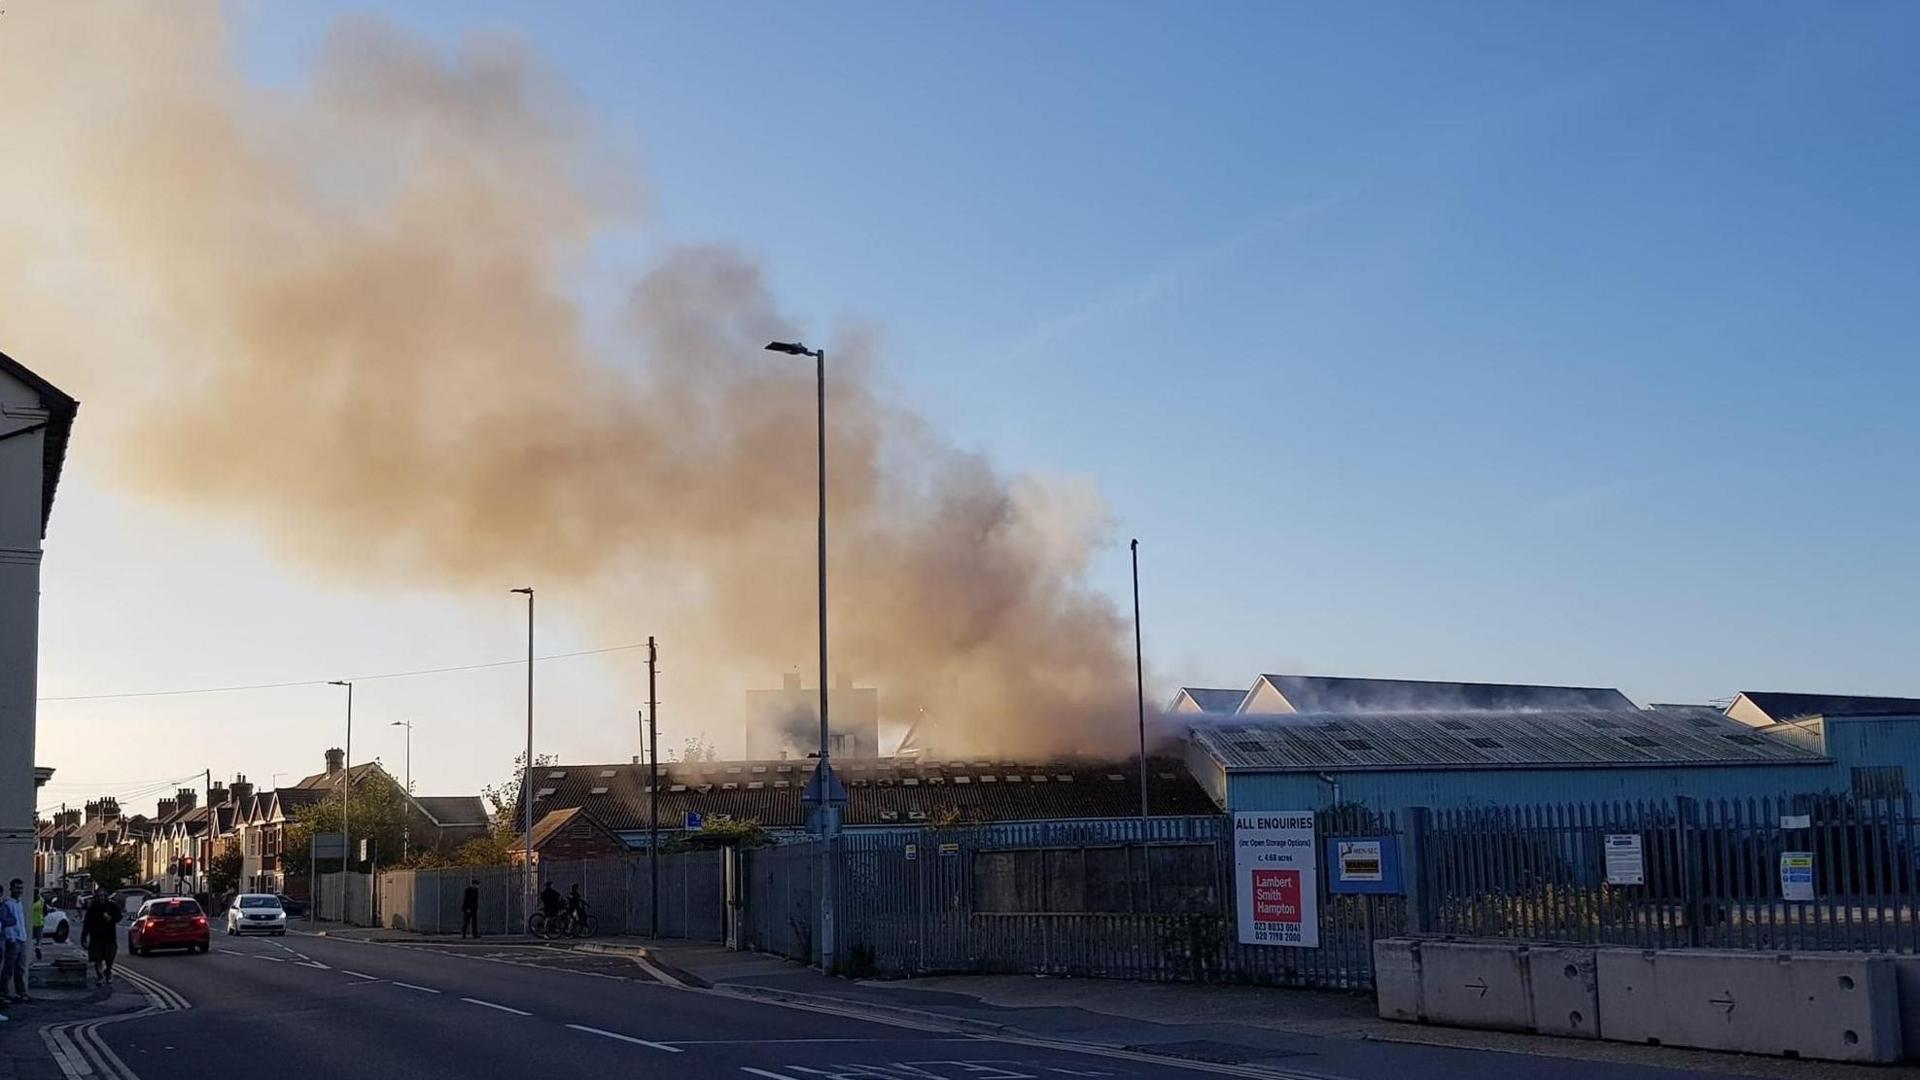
647, 637, 659, 938
1132, 539, 1148, 820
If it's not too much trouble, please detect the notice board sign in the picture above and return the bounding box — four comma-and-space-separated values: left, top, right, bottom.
1234, 812, 1319, 947
1325, 836, 1404, 894
1781, 852, 1814, 902
1604, 833, 1645, 885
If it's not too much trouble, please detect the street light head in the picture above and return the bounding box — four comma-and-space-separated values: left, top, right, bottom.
390, 721, 408, 728
328, 680, 350, 687
764, 340, 813, 357
510, 587, 534, 596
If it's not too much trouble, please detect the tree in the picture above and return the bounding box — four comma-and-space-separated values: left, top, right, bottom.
207, 848, 244, 894
88, 850, 140, 893
481, 750, 559, 835
415, 833, 515, 869
285, 773, 415, 876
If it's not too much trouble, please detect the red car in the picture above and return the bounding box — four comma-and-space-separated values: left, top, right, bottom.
128, 897, 210, 956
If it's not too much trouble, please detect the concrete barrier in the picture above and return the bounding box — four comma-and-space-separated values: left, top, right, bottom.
1525, 945, 1599, 1039
1417, 939, 1533, 1032
1892, 957, 1920, 1062
1373, 938, 1423, 1022
1597, 950, 1900, 1063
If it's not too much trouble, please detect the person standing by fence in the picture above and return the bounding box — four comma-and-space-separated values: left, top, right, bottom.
461, 879, 480, 939
0, 879, 28, 1004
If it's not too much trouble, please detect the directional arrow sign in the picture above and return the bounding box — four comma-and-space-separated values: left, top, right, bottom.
1709, 992, 1736, 1017
1465, 977, 1489, 998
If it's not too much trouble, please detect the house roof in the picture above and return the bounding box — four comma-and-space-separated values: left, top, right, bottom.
515, 756, 1219, 832
1244, 674, 1635, 714
414, 796, 488, 827
1733, 691, 1920, 722
1191, 707, 1827, 772
0, 349, 78, 537
522, 807, 620, 851
1171, 688, 1249, 714
293, 762, 386, 790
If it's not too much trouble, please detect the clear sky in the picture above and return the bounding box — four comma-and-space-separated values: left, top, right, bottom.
25, 2, 1920, 816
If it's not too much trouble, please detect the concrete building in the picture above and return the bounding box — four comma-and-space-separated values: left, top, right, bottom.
0, 351, 76, 893
744, 673, 881, 759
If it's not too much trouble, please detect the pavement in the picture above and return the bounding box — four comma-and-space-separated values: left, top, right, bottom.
1, 924, 1914, 1080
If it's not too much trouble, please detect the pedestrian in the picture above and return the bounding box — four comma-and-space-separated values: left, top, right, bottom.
1, 878, 29, 1003
461, 879, 481, 939
80, 890, 122, 988
29, 889, 46, 961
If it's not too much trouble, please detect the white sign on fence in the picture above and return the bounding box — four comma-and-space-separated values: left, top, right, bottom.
1604, 833, 1645, 885
1780, 851, 1814, 902
1336, 839, 1384, 883
1233, 812, 1318, 948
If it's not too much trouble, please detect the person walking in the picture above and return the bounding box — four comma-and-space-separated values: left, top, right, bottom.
29, 890, 45, 961
461, 879, 481, 939
1, 879, 29, 1004
80, 890, 122, 988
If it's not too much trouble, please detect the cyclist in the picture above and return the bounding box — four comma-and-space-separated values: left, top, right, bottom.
566, 885, 586, 925
538, 881, 562, 921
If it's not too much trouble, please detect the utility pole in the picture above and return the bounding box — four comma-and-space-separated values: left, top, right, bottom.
511, 588, 534, 912
390, 721, 412, 862
328, 680, 354, 880
647, 636, 659, 938
1131, 539, 1148, 820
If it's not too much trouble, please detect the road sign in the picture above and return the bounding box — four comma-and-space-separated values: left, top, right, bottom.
1234, 812, 1318, 947
683, 812, 703, 830
311, 832, 347, 860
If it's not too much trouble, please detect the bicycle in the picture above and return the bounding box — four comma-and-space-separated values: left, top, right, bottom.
527, 907, 598, 939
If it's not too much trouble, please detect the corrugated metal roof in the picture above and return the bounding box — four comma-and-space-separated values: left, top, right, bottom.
1735, 691, 1920, 721
1173, 688, 1249, 713
1245, 674, 1635, 713
1192, 707, 1827, 772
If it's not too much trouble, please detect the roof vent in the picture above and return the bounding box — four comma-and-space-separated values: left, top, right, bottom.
589, 786, 609, 796
1467, 737, 1504, 750
748, 782, 764, 791
979, 775, 997, 783
1055, 774, 1073, 783
669, 784, 687, 793
599, 769, 617, 779
879, 810, 899, 821
534, 787, 557, 799
908, 810, 928, 821
774, 781, 790, 789
954, 776, 971, 785
547, 771, 566, 779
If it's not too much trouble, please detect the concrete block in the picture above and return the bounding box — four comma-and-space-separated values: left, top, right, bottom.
1892, 956, 1920, 1061
1596, 949, 1662, 1044
1373, 938, 1423, 1022
1525, 945, 1599, 1039
1599, 949, 1901, 1063
1418, 940, 1533, 1032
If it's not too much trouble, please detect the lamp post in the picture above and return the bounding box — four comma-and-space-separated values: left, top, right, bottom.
327, 680, 353, 877
764, 339, 843, 971
1132, 539, 1148, 820
510, 587, 534, 910
390, 720, 412, 862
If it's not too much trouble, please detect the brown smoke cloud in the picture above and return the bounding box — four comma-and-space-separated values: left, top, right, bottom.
0, 4, 1135, 758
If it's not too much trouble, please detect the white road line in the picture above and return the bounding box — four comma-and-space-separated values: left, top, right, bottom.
340, 970, 379, 980
248, 954, 286, 962
741, 1069, 804, 1080
461, 997, 532, 1016
566, 1025, 682, 1052
391, 981, 441, 993
296, 960, 331, 969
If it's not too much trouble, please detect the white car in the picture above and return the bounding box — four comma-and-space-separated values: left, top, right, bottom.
226, 893, 288, 936
41, 905, 72, 944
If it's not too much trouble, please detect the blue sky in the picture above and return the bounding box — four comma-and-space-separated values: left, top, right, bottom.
29, 2, 1920, 806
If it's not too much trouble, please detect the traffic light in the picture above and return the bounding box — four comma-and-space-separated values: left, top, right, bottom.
180, 856, 194, 874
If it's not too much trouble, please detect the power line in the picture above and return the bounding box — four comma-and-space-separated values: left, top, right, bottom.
37, 769, 209, 817
37, 642, 652, 703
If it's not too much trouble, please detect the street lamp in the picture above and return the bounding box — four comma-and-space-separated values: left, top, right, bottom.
510, 587, 535, 909
764, 339, 844, 971
327, 680, 353, 878
390, 720, 413, 862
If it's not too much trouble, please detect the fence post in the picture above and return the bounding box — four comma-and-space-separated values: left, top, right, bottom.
1677, 796, 1702, 948
1402, 806, 1432, 934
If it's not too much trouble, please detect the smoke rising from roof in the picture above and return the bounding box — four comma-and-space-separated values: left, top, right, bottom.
0, 5, 1134, 758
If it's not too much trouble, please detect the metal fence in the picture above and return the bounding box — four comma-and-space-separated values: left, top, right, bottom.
741, 811, 1401, 989
373, 852, 726, 939
1421, 793, 1920, 953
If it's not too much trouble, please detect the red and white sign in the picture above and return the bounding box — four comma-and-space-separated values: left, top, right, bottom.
1234, 812, 1318, 947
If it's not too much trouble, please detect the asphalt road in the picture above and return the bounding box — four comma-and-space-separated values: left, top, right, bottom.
83, 931, 1274, 1080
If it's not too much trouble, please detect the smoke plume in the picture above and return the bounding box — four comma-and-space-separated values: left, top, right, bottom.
0, 4, 1135, 757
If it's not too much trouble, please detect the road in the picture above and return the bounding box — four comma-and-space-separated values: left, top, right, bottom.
70, 931, 1278, 1080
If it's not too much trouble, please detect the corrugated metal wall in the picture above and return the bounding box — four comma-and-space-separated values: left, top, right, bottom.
1228, 761, 1841, 813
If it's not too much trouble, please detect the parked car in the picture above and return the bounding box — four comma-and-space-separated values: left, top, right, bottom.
41, 903, 72, 944
128, 897, 210, 956
111, 887, 154, 914
225, 894, 287, 936
275, 893, 308, 917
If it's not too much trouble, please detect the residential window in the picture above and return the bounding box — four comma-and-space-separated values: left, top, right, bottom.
971, 843, 1218, 915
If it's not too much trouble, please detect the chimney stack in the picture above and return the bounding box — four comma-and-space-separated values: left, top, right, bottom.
175, 787, 197, 811
100, 797, 120, 822
156, 797, 178, 820
84, 800, 101, 822
210, 781, 230, 806
231, 774, 254, 805
326, 747, 345, 775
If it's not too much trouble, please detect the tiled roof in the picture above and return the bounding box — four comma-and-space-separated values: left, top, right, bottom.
414, 796, 488, 827
1247, 674, 1635, 714
293, 762, 385, 790
1736, 691, 1920, 721
1191, 707, 1828, 772
517, 756, 1218, 832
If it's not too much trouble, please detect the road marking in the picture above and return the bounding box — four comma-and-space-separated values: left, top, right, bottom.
566, 1024, 683, 1052
741, 1069, 804, 1080
248, 954, 286, 963
340, 970, 378, 980
462, 997, 532, 1016
296, 960, 332, 970
391, 981, 440, 993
